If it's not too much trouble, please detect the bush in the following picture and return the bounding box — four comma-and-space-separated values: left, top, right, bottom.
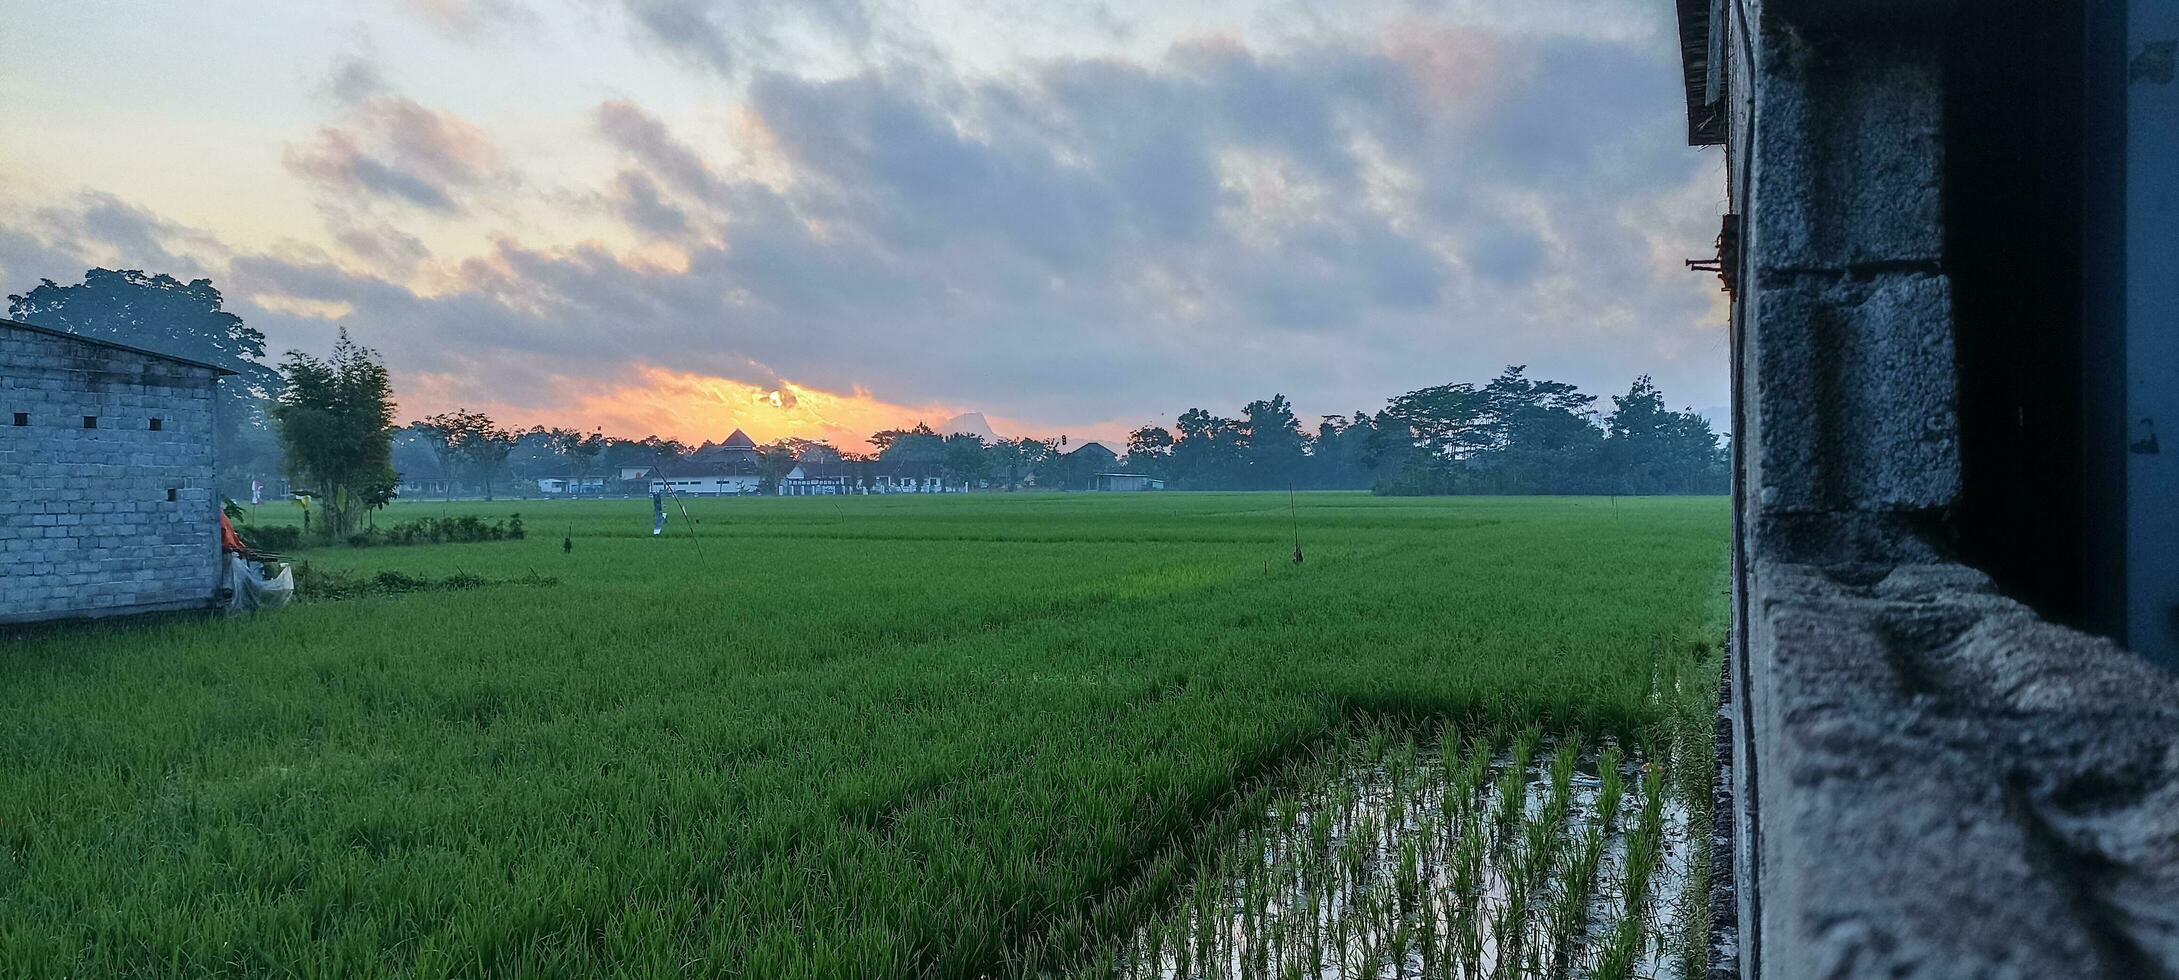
291, 561, 557, 600
344, 514, 526, 548
236, 524, 305, 553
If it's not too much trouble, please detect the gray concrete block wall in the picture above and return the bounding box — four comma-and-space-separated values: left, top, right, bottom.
1741, 21, 1959, 560
0, 325, 224, 623
1710, 1, 2179, 978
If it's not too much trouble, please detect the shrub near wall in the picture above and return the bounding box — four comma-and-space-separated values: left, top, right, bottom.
345, 514, 525, 548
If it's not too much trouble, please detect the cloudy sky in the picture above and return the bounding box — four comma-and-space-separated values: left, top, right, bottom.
0, 0, 1726, 447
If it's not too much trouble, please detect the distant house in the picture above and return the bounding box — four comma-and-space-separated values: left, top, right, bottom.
687, 429, 760, 467
866, 460, 946, 493
1067, 442, 1119, 466
645, 429, 766, 495
1090, 472, 1164, 492
780, 454, 858, 495
535, 476, 607, 495
1039, 441, 1121, 491
0, 318, 233, 623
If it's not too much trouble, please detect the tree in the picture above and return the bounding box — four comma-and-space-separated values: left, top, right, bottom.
873, 423, 946, 465
273, 330, 396, 539
988, 437, 1056, 490
8, 269, 284, 495
869, 422, 938, 454
413, 409, 519, 500
546, 427, 608, 492
1123, 426, 1176, 480
941, 432, 991, 488
754, 440, 803, 493
1240, 394, 1306, 488
1383, 382, 1491, 461
1168, 409, 1245, 488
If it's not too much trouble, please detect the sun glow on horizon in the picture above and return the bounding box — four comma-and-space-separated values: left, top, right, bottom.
563, 366, 968, 449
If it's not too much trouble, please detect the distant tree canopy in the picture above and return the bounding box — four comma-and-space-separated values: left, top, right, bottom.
8, 268, 285, 494
410, 410, 520, 501
273, 330, 396, 537
1117, 367, 1727, 495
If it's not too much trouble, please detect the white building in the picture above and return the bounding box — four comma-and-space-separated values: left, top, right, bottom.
1090, 472, 1164, 491
535, 476, 607, 495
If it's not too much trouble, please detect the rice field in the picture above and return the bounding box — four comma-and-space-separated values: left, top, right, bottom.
0, 493, 1728, 979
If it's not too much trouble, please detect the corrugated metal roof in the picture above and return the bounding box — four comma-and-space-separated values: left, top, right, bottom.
1676, 0, 1726, 146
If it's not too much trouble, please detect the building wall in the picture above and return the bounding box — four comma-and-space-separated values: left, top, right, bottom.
1703, 2, 2179, 977
0, 326, 224, 623
654, 476, 761, 495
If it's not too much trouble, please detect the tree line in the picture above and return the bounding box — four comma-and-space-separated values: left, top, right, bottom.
1122, 367, 1727, 495
8, 268, 1727, 537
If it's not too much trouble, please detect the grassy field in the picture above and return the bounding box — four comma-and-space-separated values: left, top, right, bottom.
0, 493, 1727, 979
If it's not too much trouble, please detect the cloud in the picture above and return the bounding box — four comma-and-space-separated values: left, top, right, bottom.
400, 0, 538, 39
606, 170, 691, 239
286, 62, 504, 215
612, 0, 874, 77
594, 101, 729, 205
4, 2, 1728, 444
323, 55, 389, 106
1, 192, 227, 291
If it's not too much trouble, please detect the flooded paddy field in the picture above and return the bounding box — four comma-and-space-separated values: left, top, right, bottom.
2, 494, 1725, 979
1070, 726, 1698, 980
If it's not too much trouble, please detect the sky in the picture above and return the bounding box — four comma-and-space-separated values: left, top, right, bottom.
0, 0, 1727, 449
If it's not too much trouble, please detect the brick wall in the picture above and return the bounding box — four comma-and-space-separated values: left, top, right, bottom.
0, 324, 224, 623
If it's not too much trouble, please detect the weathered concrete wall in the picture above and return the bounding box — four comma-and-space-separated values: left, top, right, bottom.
1707, 1, 2179, 977
1749, 561, 2179, 977
0, 323, 224, 623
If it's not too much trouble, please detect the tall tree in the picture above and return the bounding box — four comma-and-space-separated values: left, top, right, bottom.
1240, 394, 1306, 488
868, 423, 939, 455
273, 330, 396, 539
546, 428, 608, 491
988, 437, 1055, 489
1124, 425, 1176, 480
941, 432, 991, 488
413, 410, 517, 500
754, 440, 804, 492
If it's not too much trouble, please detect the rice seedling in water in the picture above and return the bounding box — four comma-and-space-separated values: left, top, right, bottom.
1068, 727, 1698, 980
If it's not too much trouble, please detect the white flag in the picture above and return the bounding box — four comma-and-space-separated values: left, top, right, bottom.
251, 480, 263, 505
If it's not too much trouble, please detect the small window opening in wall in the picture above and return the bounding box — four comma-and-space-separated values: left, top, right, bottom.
149, 417, 163, 431
82, 416, 98, 429
10, 413, 25, 427
166, 488, 178, 502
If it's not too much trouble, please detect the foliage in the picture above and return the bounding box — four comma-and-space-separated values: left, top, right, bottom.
754, 440, 805, 492
409, 410, 518, 500
344, 513, 526, 548
291, 561, 557, 600
941, 432, 992, 486
271, 329, 397, 539
1113, 368, 1726, 496
235, 523, 305, 553
0, 494, 1726, 979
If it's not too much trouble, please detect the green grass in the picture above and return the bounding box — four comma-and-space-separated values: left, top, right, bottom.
0, 492, 1726, 979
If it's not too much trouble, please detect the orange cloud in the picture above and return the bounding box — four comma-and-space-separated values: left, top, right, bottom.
397, 364, 1114, 450
564, 366, 967, 449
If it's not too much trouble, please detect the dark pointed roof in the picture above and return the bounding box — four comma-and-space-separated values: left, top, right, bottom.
721, 429, 757, 450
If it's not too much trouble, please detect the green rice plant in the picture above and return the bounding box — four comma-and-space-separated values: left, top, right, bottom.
0, 494, 1727, 979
